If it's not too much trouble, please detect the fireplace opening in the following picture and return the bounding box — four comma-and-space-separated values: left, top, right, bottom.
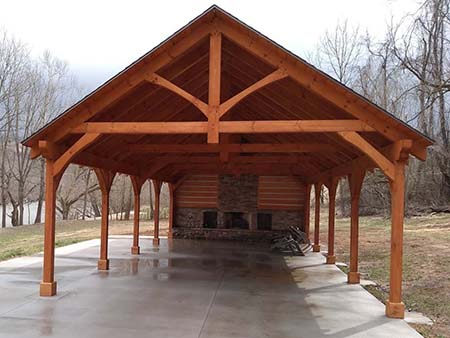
203, 211, 218, 228
257, 213, 272, 230
224, 212, 249, 229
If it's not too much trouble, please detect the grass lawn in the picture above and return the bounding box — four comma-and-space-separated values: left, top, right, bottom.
322, 213, 450, 338
1, 213, 449, 337
0, 218, 169, 262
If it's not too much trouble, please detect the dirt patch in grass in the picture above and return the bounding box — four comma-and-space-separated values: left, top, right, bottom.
321, 213, 450, 338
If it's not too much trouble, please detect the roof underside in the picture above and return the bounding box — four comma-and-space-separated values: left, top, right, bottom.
23, 6, 433, 183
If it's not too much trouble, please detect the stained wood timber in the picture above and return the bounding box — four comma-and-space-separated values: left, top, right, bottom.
128, 143, 338, 153
168, 183, 175, 239
130, 176, 145, 255
304, 184, 312, 240
337, 131, 395, 181
53, 133, 101, 177
38, 141, 63, 160
257, 176, 305, 210
326, 177, 339, 264
71, 120, 374, 135
208, 31, 222, 143
313, 182, 322, 252
139, 155, 305, 165
147, 73, 209, 116
152, 180, 162, 245
219, 68, 288, 118
94, 169, 116, 270
40, 160, 63, 297
176, 175, 218, 208
347, 167, 365, 284
386, 159, 407, 319
215, 13, 430, 159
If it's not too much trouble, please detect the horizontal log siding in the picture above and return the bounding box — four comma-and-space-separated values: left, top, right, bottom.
257, 176, 305, 210
176, 175, 218, 208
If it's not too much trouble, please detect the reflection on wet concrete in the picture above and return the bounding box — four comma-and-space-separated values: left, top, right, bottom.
0, 238, 423, 338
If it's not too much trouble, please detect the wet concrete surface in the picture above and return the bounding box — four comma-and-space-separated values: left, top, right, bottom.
0, 237, 422, 338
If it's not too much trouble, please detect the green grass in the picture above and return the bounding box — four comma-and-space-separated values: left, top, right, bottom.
0, 218, 168, 262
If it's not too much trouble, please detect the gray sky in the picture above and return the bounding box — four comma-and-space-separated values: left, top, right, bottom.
0, 0, 421, 90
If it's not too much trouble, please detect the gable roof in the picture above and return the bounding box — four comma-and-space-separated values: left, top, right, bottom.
22, 5, 433, 181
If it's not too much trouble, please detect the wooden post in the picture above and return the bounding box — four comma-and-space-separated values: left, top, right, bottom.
95, 169, 115, 270
386, 160, 407, 319
304, 183, 312, 240
131, 176, 144, 255
326, 177, 338, 264
207, 32, 221, 144
348, 168, 365, 284
152, 180, 162, 245
313, 182, 322, 252
168, 183, 175, 239
40, 159, 62, 296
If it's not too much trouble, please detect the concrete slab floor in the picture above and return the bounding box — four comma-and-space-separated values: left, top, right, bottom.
0, 237, 423, 338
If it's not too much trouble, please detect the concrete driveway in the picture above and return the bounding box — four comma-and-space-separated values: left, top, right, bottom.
0, 237, 422, 338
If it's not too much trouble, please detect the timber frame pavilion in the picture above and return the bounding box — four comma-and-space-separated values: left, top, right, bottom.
22, 6, 432, 319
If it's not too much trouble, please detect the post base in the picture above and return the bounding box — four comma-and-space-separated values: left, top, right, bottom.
347, 271, 360, 284
312, 244, 320, 252
131, 246, 140, 255
386, 301, 405, 319
97, 259, 109, 271
326, 255, 336, 264
40, 281, 57, 296
153, 238, 160, 246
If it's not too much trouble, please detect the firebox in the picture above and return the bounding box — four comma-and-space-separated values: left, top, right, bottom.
224, 212, 249, 229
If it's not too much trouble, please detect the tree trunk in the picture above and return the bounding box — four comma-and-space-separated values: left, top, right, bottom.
34, 157, 45, 224
148, 180, 154, 220
124, 183, 132, 220
82, 169, 91, 220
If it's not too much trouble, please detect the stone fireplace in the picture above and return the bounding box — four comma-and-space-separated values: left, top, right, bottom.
173, 174, 306, 241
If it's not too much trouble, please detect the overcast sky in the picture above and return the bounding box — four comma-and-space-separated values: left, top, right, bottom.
0, 0, 421, 90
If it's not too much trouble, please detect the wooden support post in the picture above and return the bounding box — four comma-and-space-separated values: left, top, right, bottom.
386, 160, 407, 319
313, 182, 322, 252
304, 183, 312, 240
326, 177, 339, 264
152, 180, 162, 245
40, 159, 62, 297
131, 176, 144, 255
347, 168, 365, 284
168, 183, 175, 239
208, 32, 221, 144
95, 169, 115, 270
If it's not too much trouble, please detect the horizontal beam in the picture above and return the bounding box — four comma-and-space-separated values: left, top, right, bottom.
145, 155, 306, 164
71, 120, 374, 134
127, 143, 338, 153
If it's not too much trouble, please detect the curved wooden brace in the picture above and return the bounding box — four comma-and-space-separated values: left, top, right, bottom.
218, 68, 288, 118
94, 168, 116, 194
147, 73, 209, 117
53, 133, 101, 177
130, 176, 145, 196
337, 131, 395, 181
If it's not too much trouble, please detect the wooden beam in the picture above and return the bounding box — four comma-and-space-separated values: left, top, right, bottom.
130, 175, 145, 255
219, 68, 288, 118
71, 120, 374, 135
337, 131, 395, 181
147, 73, 209, 117
326, 177, 338, 264
208, 31, 222, 143
140, 155, 306, 165
127, 143, 338, 153
53, 133, 101, 177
